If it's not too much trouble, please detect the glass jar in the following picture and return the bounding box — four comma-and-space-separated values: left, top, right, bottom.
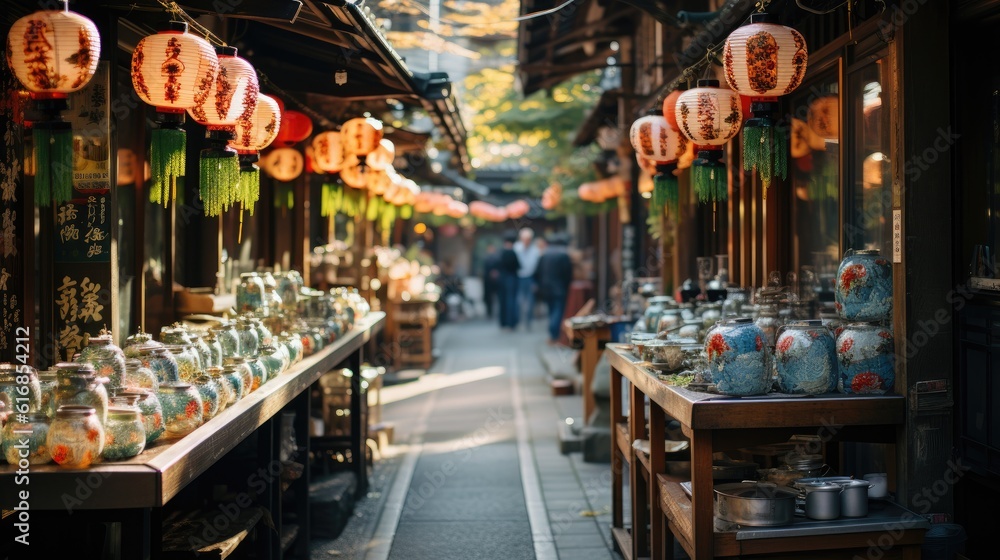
138, 345, 180, 384
38, 368, 58, 419
160, 326, 194, 347
276, 271, 301, 313
237, 272, 266, 314
221, 361, 249, 401
207, 366, 235, 410
261, 272, 283, 315
211, 322, 241, 359
235, 316, 260, 359
250, 316, 274, 349
835, 249, 892, 322
158, 383, 203, 438
165, 344, 202, 383
102, 406, 145, 460
47, 405, 104, 468
123, 328, 158, 359
55, 362, 108, 426
0, 363, 42, 414
247, 358, 268, 392
3, 412, 51, 465
189, 331, 215, 370
281, 332, 303, 364
203, 332, 224, 369
118, 389, 164, 446
754, 299, 783, 350
77, 334, 128, 396
123, 358, 158, 392
259, 345, 285, 380
193, 375, 221, 421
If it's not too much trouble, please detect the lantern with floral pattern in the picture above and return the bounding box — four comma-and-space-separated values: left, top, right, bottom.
228, 93, 280, 214
674, 80, 742, 203
6, 0, 100, 206
630, 111, 689, 215
724, 12, 808, 195
132, 21, 219, 206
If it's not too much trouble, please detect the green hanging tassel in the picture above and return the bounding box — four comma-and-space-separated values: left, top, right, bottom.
691, 150, 728, 203
366, 195, 380, 222
400, 205, 413, 220
653, 163, 679, 219
273, 181, 294, 210
199, 148, 240, 217
33, 122, 74, 207
240, 166, 262, 208
742, 101, 788, 198
150, 117, 187, 207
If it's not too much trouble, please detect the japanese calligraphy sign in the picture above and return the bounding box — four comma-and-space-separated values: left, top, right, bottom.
0, 57, 28, 362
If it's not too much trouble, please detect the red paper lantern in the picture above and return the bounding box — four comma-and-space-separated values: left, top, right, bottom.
661, 90, 683, 131
274, 110, 313, 147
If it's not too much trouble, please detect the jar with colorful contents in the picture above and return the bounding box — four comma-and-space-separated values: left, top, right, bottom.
118, 389, 164, 446
211, 322, 241, 359
206, 367, 235, 411
160, 326, 194, 347
281, 332, 303, 364
102, 406, 145, 460
47, 405, 104, 468
138, 345, 180, 384
124, 358, 158, 392
250, 316, 274, 349
202, 332, 224, 369
165, 344, 202, 383
55, 362, 108, 427
246, 358, 268, 392
237, 272, 266, 314
261, 272, 283, 315
259, 345, 285, 380
124, 328, 158, 359
3, 412, 51, 465
223, 357, 253, 399
837, 322, 895, 394
38, 368, 58, 418
235, 317, 260, 359
158, 383, 203, 438
774, 321, 838, 395
348, 288, 370, 320
835, 249, 893, 322
77, 334, 127, 396
189, 331, 215, 370
276, 271, 301, 312
193, 375, 221, 421
0, 363, 42, 413
704, 318, 774, 396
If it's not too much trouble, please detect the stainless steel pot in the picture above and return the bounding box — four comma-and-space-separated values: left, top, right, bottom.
714, 482, 798, 527
839, 480, 871, 517
803, 482, 842, 520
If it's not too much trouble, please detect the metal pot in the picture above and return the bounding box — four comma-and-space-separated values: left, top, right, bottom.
803, 482, 842, 520
839, 479, 871, 517
714, 482, 797, 527
712, 459, 760, 482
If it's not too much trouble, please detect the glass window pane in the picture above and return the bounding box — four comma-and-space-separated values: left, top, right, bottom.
846, 58, 891, 254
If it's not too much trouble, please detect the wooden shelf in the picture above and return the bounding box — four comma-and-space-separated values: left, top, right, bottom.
280, 524, 300, 554
615, 421, 631, 462
161, 506, 264, 560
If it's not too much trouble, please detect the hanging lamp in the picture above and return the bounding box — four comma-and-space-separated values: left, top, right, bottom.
365, 138, 395, 171
6, 0, 100, 206
312, 130, 346, 174
132, 21, 219, 206
186, 46, 259, 216
229, 92, 281, 213
724, 12, 807, 196
340, 116, 383, 187
674, 79, 742, 204
629, 111, 688, 217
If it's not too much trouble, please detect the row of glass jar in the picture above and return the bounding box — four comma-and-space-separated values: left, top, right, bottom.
235, 270, 304, 317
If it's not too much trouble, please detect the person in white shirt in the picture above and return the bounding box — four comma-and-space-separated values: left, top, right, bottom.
513, 227, 541, 329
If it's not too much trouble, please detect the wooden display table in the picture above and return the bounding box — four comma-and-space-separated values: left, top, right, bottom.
605, 343, 927, 559
387, 297, 437, 370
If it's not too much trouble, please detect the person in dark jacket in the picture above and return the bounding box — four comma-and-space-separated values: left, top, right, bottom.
534, 233, 574, 344
482, 243, 500, 319
498, 232, 521, 330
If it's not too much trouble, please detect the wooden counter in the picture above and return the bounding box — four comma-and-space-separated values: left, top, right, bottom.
606, 343, 924, 559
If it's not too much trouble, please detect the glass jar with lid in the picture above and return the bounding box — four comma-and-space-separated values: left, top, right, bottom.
259, 345, 285, 380
165, 344, 202, 383
223, 357, 253, 399
47, 405, 104, 468
158, 383, 203, 438
137, 344, 180, 384
237, 272, 266, 314
124, 358, 158, 392
117, 389, 164, 446
210, 321, 241, 359
235, 316, 260, 359
0, 363, 41, 414
193, 375, 221, 421
2, 412, 51, 464
77, 334, 127, 396
202, 331, 224, 369
188, 331, 215, 370
246, 357, 268, 392
37, 368, 58, 418
124, 327, 159, 359
206, 366, 235, 411
102, 406, 146, 460
54, 362, 108, 426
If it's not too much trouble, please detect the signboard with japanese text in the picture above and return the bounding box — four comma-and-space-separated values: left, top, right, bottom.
51, 62, 116, 361
0, 60, 28, 362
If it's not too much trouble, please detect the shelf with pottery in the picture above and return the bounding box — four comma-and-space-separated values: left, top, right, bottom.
605, 343, 925, 559
0, 312, 385, 511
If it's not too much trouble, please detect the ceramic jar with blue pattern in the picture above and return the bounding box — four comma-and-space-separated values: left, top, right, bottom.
211, 322, 241, 359
837, 323, 895, 394
774, 320, 837, 395
704, 318, 773, 396
138, 345, 180, 384
835, 249, 893, 322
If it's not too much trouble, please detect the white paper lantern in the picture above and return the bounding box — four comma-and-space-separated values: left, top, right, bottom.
366, 138, 395, 170
723, 13, 808, 97
674, 81, 743, 146
188, 46, 258, 129
6, 0, 100, 98
629, 114, 688, 163
131, 21, 219, 112
312, 130, 346, 173
230, 93, 281, 153
341, 117, 383, 156
261, 147, 303, 182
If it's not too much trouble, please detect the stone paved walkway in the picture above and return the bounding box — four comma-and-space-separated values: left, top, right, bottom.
313, 318, 624, 559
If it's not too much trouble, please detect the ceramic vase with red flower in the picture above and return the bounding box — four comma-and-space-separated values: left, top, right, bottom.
704, 317, 773, 396
774, 320, 837, 395
836, 323, 895, 394
835, 249, 892, 322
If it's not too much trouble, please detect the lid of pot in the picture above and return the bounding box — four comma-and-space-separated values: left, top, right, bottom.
839, 480, 871, 489
802, 482, 842, 492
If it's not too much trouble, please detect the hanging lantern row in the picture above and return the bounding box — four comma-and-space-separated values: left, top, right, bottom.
469, 201, 507, 222
541, 183, 562, 210
6, 0, 101, 206
579, 177, 626, 204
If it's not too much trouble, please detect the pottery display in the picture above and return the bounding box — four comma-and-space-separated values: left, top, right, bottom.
705, 318, 773, 396
835, 249, 892, 322
837, 322, 895, 394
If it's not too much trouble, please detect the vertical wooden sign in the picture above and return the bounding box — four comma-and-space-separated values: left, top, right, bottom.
50, 61, 116, 361
0, 59, 30, 364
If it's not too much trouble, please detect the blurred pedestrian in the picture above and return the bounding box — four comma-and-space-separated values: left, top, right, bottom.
482, 243, 500, 319
498, 232, 521, 330
513, 227, 541, 330
534, 233, 574, 344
